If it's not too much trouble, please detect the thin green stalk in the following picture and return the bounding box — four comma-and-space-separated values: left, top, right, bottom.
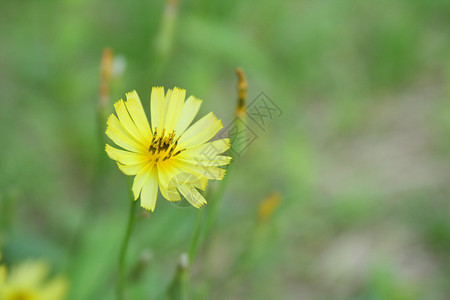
153, 0, 178, 78
188, 208, 204, 262
69, 49, 111, 255
117, 179, 138, 300
167, 253, 189, 300
204, 67, 247, 233
203, 162, 234, 236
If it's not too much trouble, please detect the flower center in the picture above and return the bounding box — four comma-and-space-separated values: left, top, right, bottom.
148, 128, 185, 163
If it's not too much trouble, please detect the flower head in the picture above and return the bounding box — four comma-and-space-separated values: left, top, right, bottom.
0, 256, 68, 300
106, 87, 231, 211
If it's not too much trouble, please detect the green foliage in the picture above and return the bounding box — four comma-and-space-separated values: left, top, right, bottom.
0, 0, 449, 299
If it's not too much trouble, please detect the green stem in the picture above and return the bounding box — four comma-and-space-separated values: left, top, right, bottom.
204, 162, 234, 236
152, 0, 178, 78
167, 253, 189, 300
188, 208, 204, 262
117, 180, 137, 300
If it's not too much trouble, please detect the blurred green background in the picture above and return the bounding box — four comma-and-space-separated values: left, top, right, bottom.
0, 0, 449, 299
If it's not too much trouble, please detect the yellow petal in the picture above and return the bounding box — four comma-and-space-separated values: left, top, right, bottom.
173, 96, 202, 137
105, 144, 149, 165
117, 162, 145, 176
172, 159, 226, 180
106, 114, 146, 153
178, 112, 223, 149
125, 90, 152, 140
182, 139, 230, 157
164, 88, 172, 114
140, 166, 159, 211
157, 163, 181, 201
132, 162, 153, 200
150, 87, 166, 132
168, 172, 208, 191
164, 87, 186, 132
178, 155, 232, 167
114, 99, 149, 145
177, 184, 206, 208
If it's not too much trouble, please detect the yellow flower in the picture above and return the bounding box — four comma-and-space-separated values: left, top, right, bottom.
0, 257, 68, 300
105, 87, 231, 211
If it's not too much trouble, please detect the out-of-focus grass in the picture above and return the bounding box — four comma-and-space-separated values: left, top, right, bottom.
0, 0, 449, 299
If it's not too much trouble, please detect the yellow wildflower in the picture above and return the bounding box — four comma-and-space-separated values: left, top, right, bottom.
0, 256, 68, 300
105, 87, 231, 211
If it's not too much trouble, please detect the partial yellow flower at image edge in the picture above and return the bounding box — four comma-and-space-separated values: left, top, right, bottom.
105, 87, 231, 211
0, 255, 68, 300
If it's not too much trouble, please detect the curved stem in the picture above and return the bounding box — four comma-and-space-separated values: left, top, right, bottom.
117, 181, 137, 300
